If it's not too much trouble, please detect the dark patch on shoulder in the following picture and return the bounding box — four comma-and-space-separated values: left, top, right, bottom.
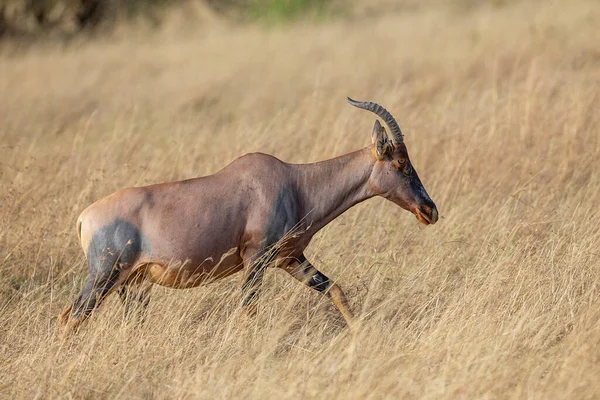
87, 219, 149, 273
263, 187, 300, 248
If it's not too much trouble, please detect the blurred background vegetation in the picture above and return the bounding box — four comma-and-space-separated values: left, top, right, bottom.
0, 0, 342, 37
0, 0, 513, 38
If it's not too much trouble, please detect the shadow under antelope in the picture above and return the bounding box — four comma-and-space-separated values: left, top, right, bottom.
58, 98, 438, 335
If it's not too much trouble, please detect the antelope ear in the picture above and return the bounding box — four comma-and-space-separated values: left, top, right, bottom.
371, 120, 391, 159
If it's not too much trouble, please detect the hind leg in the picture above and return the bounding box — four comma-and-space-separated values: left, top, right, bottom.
117, 271, 152, 324
59, 218, 145, 336
59, 261, 130, 336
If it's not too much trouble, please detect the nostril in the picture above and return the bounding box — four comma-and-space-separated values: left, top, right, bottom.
430, 207, 439, 223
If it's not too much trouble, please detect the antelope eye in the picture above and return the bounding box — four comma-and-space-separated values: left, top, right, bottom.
395, 159, 406, 169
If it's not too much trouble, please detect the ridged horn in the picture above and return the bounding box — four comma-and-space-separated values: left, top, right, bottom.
346, 97, 404, 143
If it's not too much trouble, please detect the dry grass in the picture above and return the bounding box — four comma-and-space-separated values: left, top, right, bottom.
1, 0, 600, 398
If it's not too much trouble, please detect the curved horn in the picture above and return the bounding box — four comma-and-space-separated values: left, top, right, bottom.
346, 97, 404, 143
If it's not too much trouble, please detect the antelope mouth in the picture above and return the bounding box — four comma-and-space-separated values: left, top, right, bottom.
414, 206, 438, 226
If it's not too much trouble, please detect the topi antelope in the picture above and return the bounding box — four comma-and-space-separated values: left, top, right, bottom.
58, 97, 438, 334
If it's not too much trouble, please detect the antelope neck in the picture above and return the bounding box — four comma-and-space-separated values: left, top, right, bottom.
292, 147, 376, 234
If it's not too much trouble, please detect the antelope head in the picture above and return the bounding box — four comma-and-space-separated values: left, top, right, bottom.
347, 97, 438, 225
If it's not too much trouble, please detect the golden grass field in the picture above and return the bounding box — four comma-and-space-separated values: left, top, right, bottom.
1, 0, 599, 398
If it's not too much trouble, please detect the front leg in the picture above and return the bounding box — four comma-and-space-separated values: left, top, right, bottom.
241, 247, 277, 317
282, 254, 355, 328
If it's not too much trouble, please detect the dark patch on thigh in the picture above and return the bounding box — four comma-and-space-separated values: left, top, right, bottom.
69, 219, 149, 317
87, 218, 149, 274
263, 187, 299, 249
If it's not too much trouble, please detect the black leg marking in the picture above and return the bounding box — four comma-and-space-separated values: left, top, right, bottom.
299, 257, 331, 293
241, 266, 266, 306
307, 270, 330, 293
